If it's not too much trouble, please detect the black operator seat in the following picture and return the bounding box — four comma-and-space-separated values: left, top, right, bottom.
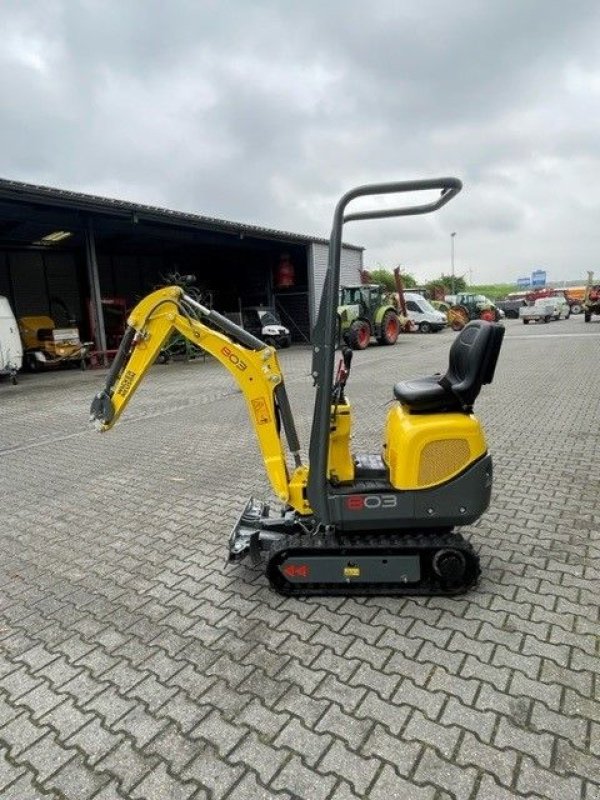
393, 320, 505, 413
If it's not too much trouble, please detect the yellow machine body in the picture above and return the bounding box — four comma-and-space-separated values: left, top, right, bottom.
383, 404, 487, 490
324, 397, 486, 491
99, 287, 295, 507
328, 402, 355, 484
90, 179, 503, 597
93, 286, 487, 519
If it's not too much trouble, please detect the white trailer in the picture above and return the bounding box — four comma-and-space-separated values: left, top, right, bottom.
519, 299, 555, 325
0, 296, 23, 384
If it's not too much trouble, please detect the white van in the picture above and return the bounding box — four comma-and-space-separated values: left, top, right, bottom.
0, 296, 23, 384
404, 292, 447, 333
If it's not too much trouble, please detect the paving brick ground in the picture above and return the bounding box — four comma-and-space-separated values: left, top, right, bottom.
0, 316, 598, 799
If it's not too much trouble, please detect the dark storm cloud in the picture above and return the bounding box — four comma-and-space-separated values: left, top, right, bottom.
1, 0, 600, 282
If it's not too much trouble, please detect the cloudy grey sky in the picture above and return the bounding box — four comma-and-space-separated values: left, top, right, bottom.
2, 0, 600, 284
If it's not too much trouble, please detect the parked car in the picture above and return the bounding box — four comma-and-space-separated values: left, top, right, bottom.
242, 307, 291, 348
522, 290, 572, 318
547, 294, 570, 320
404, 292, 447, 333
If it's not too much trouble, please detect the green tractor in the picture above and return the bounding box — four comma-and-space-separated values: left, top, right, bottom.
448, 293, 500, 331
337, 283, 405, 349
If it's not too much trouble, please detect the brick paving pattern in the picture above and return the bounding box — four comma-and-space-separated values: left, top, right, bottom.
0, 316, 598, 799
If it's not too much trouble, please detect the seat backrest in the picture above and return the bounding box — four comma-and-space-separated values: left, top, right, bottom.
443, 320, 505, 410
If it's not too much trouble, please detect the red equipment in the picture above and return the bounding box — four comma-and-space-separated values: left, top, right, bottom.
275, 254, 295, 288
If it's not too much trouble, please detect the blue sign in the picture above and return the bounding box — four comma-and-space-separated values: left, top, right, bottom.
517, 277, 530, 288
531, 269, 546, 287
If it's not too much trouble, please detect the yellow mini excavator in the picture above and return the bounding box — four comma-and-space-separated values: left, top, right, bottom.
91, 178, 504, 596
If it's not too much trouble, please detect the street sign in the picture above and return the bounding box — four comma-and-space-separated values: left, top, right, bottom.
517, 277, 531, 288
531, 269, 546, 287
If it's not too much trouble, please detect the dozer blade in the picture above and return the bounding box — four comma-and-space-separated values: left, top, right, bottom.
265, 529, 480, 597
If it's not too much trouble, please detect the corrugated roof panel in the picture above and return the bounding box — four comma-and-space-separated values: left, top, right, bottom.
0, 177, 363, 250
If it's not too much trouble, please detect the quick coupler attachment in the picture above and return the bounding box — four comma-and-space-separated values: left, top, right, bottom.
229, 498, 264, 563
89, 390, 115, 429
228, 497, 288, 564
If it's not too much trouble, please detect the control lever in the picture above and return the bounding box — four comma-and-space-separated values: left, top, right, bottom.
342, 347, 353, 381
332, 347, 353, 406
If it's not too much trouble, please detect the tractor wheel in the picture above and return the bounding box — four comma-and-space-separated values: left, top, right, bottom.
378, 310, 400, 345
419, 321, 432, 334
348, 320, 371, 350
449, 305, 469, 331
522, 319, 529, 325
584, 311, 591, 323
570, 303, 582, 315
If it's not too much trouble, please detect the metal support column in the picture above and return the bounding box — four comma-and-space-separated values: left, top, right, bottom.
84, 218, 108, 364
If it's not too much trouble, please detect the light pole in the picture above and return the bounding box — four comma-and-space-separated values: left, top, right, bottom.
450, 232, 456, 295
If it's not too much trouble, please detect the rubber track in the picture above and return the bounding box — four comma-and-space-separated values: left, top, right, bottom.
265, 529, 481, 597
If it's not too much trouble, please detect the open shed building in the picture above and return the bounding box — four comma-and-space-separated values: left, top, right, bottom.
0, 179, 363, 356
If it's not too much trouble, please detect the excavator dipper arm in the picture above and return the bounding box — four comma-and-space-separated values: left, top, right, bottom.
90, 286, 302, 506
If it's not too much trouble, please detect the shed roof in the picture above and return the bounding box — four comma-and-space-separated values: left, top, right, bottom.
0, 177, 363, 251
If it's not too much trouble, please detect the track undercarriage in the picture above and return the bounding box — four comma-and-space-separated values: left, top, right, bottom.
229, 497, 480, 597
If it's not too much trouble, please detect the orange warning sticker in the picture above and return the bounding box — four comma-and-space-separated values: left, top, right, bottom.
252, 397, 272, 425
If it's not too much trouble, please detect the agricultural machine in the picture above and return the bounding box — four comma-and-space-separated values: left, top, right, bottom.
583, 271, 600, 322
338, 283, 407, 349
448, 294, 500, 331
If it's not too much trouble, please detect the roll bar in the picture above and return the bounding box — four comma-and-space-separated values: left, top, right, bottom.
306, 177, 462, 524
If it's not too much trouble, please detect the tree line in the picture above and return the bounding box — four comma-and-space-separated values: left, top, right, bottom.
368, 268, 517, 299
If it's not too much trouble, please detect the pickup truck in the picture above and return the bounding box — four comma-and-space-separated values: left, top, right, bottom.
519, 300, 556, 324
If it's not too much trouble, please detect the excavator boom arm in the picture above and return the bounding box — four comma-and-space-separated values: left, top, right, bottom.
90, 286, 299, 504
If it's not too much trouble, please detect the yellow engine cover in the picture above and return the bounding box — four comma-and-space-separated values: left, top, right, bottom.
328, 402, 355, 484
383, 404, 487, 490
